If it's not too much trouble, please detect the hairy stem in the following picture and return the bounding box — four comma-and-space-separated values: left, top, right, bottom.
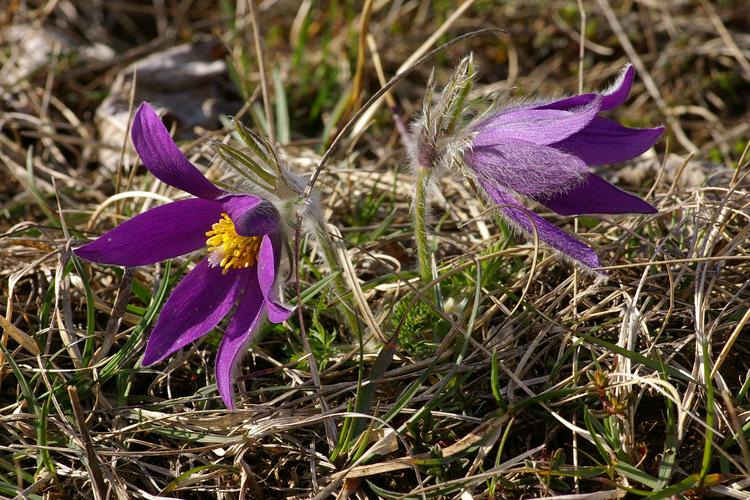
414, 165, 433, 285
310, 209, 362, 338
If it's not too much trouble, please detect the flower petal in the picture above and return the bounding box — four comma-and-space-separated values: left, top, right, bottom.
550, 117, 664, 166
222, 195, 280, 237
132, 102, 224, 200
257, 235, 278, 299
142, 258, 247, 365
482, 182, 600, 269
465, 139, 588, 198
267, 302, 293, 323
600, 64, 635, 110
538, 64, 635, 112
535, 173, 657, 216
257, 234, 293, 323
74, 198, 223, 266
215, 274, 265, 409
473, 96, 601, 147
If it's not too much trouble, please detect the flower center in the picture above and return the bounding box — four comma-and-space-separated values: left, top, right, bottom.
205, 213, 262, 274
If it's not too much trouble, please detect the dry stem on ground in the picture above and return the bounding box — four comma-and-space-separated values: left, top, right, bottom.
1, 1, 750, 498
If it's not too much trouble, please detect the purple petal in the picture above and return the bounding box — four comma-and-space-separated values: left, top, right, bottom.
257, 234, 293, 323
600, 64, 635, 110
465, 139, 588, 198
257, 235, 277, 299
536, 173, 657, 216
550, 117, 664, 166
142, 259, 247, 365
267, 301, 294, 324
538, 64, 635, 112
215, 274, 265, 409
74, 198, 223, 266
482, 182, 600, 269
537, 93, 597, 112
132, 102, 225, 200
473, 97, 601, 147
222, 195, 280, 237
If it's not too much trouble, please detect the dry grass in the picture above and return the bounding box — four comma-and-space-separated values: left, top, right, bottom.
2, 0, 750, 498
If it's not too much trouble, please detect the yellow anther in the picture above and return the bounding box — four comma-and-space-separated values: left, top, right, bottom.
205, 213, 262, 274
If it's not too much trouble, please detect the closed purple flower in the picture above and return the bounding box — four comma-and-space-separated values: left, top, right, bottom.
75, 102, 292, 409
464, 64, 664, 269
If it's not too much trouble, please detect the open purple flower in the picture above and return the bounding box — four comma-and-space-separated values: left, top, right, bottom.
75, 102, 292, 409
464, 64, 664, 269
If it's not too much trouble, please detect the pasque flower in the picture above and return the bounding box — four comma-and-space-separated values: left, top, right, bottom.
75, 102, 292, 409
464, 64, 663, 269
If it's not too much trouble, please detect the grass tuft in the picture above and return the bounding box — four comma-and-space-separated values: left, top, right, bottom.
2, 1, 750, 497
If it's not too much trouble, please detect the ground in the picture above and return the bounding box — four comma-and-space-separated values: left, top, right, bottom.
1, 0, 750, 498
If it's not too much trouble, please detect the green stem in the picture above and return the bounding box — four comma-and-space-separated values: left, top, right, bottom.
414, 165, 433, 285
699, 335, 715, 484
310, 211, 362, 338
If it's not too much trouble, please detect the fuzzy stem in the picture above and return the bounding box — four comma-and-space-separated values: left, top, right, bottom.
414, 164, 433, 285
276, 164, 361, 337
310, 210, 362, 338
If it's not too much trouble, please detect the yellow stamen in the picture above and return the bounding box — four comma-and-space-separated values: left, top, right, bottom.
205, 213, 262, 274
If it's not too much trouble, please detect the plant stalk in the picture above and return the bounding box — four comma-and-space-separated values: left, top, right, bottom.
414, 164, 433, 285
310, 210, 362, 338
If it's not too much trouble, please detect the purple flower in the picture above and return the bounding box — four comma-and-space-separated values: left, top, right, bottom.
464, 65, 664, 269
75, 102, 292, 409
